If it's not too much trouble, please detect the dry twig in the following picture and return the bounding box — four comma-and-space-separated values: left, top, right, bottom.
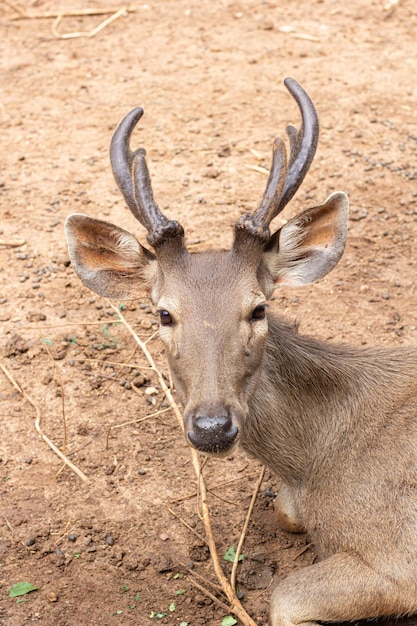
182, 565, 224, 593
167, 507, 207, 545
231, 466, 265, 591
3, 514, 16, 536
51, 6, 127, 39
292, 542, 314, 560
0, 362, 88, 483
6, 5, 135, 20
188, 576, 231, 612
105, 300, 259, 625
37, 330, 67, 453
106, 407, 171, 449
0, 238, 26, 247
245, 164, 269, 175
170, 471, 260, 503
100, 343, 138, 395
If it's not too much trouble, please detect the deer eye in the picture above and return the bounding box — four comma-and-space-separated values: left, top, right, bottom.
250, 305, 266, 322
158, 310, 173, 326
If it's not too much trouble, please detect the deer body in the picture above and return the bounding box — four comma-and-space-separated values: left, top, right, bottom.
65, 79, 417, 625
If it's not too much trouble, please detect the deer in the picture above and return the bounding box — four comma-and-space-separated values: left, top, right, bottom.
65, 78, 417, 626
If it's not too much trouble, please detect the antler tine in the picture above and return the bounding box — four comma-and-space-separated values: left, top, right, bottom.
236, 78, 319, 246
248, 137, 288, 232
132, 152, 184, 249
277, 77, 319, 212
110, 107, 146, 225
110, 108, 185, 251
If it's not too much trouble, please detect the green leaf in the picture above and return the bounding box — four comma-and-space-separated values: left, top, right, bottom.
150, 609, 167, 620
122, 585, 129, 592
175, 588, 187, 595
173, 573, 180, 579
8, 582, 39, 598
169, 602, 175, 612
222, 617, 238, 626
223, 546, 244, 563
134, 593, 140, 602
179, 622, 189, 626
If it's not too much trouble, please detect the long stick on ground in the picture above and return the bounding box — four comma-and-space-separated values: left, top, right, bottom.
5, 4, 136, 20
231, 466, 265, 591
0, 362, 89, 483
105, 300, 258, 626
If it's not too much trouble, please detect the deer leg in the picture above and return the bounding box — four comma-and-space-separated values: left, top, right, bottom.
269, 551, 417, 626
274, 484, 305, 533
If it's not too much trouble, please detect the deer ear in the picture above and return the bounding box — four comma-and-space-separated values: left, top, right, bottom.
65, 214, 157, 299
262, 192, 349, 289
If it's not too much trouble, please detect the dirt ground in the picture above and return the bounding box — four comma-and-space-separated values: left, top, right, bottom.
1, 0, 417, 625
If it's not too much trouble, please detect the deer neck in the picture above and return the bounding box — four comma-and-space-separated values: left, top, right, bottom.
241, 314, 364, 485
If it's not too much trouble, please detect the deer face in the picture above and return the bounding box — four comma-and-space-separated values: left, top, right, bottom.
153, 250, 269, 455
65, 78, 349, 458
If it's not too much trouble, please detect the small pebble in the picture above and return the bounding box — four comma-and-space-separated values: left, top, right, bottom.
138, 469, 146, 475
68, 533, 77, 542
107, 535, 115, 546
26, 537, 36, 547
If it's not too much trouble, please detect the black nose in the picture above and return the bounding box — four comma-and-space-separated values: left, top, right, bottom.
188, 414, 239, 454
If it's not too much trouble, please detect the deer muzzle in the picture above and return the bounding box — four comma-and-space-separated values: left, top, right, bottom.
187, 412, 239, 456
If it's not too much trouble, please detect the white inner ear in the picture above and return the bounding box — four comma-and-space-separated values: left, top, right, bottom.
115, 230, 141, 254
107, 228, 143, 268
65, 213, 157, 299
275, 219, 314, 286
263, 192, 349, 289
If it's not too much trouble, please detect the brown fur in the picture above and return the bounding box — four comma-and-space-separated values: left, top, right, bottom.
243, 315, 417, 624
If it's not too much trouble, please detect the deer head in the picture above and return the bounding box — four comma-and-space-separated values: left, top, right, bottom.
65, 78, 348, 457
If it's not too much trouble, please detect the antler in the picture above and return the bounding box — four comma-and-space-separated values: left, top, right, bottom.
234, 77, 319, 246
110, 107, 185, 251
